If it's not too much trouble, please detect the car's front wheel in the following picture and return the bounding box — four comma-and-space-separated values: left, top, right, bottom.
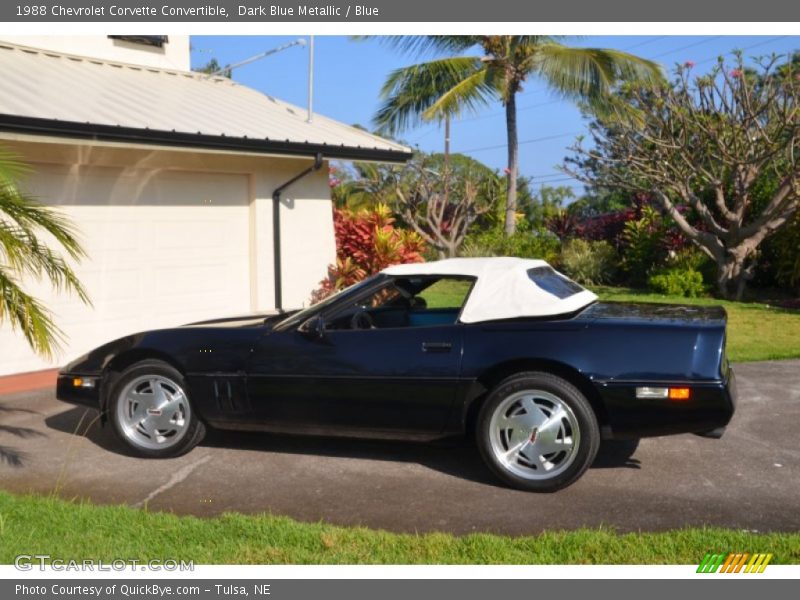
108, 359, 205, 458
476, 371, 599, 492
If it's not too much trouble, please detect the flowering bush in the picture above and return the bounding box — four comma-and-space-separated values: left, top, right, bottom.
311, 204, 425, 303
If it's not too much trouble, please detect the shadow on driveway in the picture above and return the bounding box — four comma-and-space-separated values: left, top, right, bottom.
44, 405, 642, 487
0, 402, 46, 467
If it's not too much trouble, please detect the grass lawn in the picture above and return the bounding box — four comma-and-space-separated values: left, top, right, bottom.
594, 287, 800, 363
1, 491, 799, 564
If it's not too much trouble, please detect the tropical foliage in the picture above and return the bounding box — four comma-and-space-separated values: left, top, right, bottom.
565, 52, 800, 299
459, 229, 560, 264
559, 239, 618, 286
331, 150, 502, 258
312, 205, 425, 302
0, 147, 89, 357
369, 35, 661, 235
393, 154, 499, 257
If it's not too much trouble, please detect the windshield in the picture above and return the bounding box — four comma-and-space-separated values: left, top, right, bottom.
273, 275, 380, 331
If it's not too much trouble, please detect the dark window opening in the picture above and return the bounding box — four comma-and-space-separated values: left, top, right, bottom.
109, 36, 169, 48
527, 266, 584, 299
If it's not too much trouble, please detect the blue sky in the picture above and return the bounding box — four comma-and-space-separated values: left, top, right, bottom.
190, 35, 798, 197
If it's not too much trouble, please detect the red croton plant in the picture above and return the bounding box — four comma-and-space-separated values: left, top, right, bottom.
311, 204, 426, 303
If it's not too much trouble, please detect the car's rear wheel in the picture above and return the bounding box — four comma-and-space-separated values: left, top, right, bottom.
476, 371, 599, 492
108, 360, 205, 458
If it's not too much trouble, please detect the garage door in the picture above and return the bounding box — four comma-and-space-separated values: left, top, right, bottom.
0, 163, 252, 376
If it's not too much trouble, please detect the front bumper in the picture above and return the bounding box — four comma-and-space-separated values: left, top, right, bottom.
596, 368, 737, 440
56, 372, 102, 409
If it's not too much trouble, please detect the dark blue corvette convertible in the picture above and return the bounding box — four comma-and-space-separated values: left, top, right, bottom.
57, 257, 736, 492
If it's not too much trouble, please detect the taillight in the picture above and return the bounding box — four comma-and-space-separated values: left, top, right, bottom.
636, 386, 691, 401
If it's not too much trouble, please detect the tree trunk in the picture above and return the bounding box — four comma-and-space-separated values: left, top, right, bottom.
715, 263, 733, 299
714, 250, 754, 300
503, 93, 519, 236
443, 114, 451, 205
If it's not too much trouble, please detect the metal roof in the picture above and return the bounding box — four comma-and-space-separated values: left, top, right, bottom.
0, 42, 412, 162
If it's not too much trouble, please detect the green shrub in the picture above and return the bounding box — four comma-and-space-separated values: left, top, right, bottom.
670, 247, 715, 286
772, 214, 800, 294
460, 229, 560, 263
621, 206, 666, 285
560, 239, 619, 285
648, 267, 706, 298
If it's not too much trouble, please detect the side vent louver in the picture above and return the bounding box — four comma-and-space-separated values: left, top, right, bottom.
212, 378, 245, 412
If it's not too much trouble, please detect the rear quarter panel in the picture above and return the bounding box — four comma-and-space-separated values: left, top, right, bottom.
460, 318, 726, 383
458, 308, 732, 438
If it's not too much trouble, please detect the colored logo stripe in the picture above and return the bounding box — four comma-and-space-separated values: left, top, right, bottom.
697, 552, 773, 573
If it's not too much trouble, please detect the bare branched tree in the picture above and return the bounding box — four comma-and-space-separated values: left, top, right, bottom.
565, 52, 799, 299
395, 159, 495, 257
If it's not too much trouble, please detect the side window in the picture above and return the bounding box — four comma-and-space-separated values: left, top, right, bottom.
414, 278, 473, 310
326, 282, 407, 330
325, 276, 474, 330
406, 276, 474, 328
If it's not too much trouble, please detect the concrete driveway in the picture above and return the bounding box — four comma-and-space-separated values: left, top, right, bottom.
1, 361, 798, 535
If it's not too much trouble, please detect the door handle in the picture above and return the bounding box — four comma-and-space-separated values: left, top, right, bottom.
422, 341, 452, 353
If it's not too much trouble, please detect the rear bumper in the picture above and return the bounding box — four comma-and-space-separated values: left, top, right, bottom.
596, 368, 737, 440
56, 372, 102, 410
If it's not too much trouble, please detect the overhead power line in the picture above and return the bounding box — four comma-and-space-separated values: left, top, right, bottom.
456, 132, 580, 154
647, 36, 724, 60
619, 36, 668, 51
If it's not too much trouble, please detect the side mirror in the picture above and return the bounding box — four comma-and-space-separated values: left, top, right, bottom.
299, 315, 326, 340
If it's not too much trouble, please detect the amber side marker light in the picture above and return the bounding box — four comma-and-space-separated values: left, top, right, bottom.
72, 377, 96, 389
668, 387, 691, 401
636, 386, 692, 400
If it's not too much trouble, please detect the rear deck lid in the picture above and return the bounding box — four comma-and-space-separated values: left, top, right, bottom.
580, 302, 727, 327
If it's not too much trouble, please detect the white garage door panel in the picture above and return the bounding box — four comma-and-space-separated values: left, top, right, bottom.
0, 164, 251, 376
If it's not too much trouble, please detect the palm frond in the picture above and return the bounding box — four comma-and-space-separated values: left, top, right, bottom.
0, 268, 63, 359
353, 36, 481, 57
374, 56, 487, 134
0, 191, 86, 260
0, 147, 91, 357
422, 65, 502, 120
533, 44, 663, 103
0, 220, 90, 305
0, 147, 30, 186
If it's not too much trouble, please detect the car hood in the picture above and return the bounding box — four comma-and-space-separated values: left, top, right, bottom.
181, 310, 298, 329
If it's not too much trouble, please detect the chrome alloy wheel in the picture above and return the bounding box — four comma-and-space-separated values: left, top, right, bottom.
488, 389, 581, 480
116, 375, 191, 451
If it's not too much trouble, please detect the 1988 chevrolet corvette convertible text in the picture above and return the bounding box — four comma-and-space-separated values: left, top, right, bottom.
57, 257, 736, 491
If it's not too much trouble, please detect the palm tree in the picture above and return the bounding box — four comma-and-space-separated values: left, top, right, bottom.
0, 146, 89, 357
370, 36, 662, 235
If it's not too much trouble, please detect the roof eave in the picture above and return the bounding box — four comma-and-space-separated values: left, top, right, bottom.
0, 115, 413, 164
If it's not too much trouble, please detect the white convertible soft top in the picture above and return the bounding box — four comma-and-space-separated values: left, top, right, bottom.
383, 257, 598, 323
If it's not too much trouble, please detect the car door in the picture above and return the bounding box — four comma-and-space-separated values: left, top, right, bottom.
246, 276, 471, 435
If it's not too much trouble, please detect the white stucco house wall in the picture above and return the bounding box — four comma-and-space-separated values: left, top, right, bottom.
0, 35, 411, 377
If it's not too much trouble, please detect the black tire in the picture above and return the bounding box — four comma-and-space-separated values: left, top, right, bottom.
476, 371, 600, 492
108, 359, 206, 458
